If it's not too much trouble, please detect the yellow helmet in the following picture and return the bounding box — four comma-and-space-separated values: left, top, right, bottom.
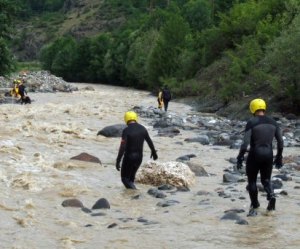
124, 111, 138, 124
249, 98, 266, 114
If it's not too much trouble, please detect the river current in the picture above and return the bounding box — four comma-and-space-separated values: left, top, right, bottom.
0, 83, 299, 249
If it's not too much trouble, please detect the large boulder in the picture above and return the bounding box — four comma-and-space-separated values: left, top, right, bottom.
136, 161, 196, 188
97, 124, 126, 137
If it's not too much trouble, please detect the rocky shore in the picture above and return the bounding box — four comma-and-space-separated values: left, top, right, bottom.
0, 71, 78, 104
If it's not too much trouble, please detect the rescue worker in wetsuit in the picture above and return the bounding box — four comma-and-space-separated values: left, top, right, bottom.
236, 99, 284, 215
157, 88, 163, 109
116, 111, 158, 189
11, 79, 21, 98
18, 80, 27, 100
162, 86, 171, 112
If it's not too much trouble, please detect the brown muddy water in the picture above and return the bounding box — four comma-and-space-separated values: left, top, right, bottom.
0, 83, 299, 249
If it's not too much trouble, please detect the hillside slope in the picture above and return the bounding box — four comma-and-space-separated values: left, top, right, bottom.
14, 0, 125, 60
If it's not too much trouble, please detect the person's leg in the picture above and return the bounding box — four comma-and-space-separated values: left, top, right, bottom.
260, 157, 276, 210
164, 101, 169, 111
121, 157, 137, 189
246, 155, 260, 209
129, 158, 142, 183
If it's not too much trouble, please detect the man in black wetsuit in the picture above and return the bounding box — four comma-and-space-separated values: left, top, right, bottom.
236, 98, 284, 215
116, 111, 158, 189
162, 86, 171, 112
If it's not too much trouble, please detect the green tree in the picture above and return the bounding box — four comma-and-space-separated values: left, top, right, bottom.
147, 13, 190, 86
88, 33, 112, 82
264, 13, 300, 110
0, 0, 16, 75
40, 36, 77, 81
183, 0, 212, 31
125, 29, 160, 88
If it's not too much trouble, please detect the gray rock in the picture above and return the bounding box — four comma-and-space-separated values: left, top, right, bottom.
97, 124, 126, 137
223, 173, 245, 183
70, 152, 101, 164
157, 200, 180, 207
62, 198, 84, 208
92, 198, 110, 209
184, 135, 210, 145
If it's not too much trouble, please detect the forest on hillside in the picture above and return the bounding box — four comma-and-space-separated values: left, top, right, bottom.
1, 0, 299, 112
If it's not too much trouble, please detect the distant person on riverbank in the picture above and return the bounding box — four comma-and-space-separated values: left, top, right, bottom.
157, 88, 163, 109
162, 86, 171, 112
18, 79, 31, 104
10, 79, 21, 98
116, 111, 158, 189
236, 98, 284, 216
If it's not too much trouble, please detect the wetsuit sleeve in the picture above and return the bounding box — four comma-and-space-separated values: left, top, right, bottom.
275, 124, 284, 156
116, 130, 126, 164
238, 122, 252, 157
145, 130, 156, 153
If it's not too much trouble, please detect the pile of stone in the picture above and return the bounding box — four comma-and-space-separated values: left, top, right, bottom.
0, 70, 78, 104
0, 70, 78, 93
132, 105, 300, 149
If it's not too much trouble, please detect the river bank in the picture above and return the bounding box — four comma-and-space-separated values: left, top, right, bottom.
0, 82, 299, 249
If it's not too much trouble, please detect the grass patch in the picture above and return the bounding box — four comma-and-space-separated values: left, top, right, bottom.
16, 61, 42, 72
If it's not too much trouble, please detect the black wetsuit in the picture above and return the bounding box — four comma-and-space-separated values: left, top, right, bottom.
162, 89, 171, 112
18, 84, 26, 99
238, 115, 283, 208
116, 122, 156, 189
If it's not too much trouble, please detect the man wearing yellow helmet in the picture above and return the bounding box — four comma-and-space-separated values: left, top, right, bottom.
116, 111, 158, 189
236, 98, 284, 216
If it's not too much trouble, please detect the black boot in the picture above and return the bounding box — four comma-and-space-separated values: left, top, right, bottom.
267, 196, 276, 211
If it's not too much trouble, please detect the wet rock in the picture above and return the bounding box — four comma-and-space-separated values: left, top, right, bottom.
137, 217, 148, 223
198, 199, 210, 205
184, 135, 210, 145
61, 199, 84, 208
196, 190, 210, 196
236, 219, 249, 225
107, 223, 118, 228
157, 200, 180, 207
92, 198, 110, 209
224, 208, 245, 214
90, 212, 106, 217
81, 207, 92, 213
118, 218, 134, 222
147, 188, 167, 198
186, 162, 209, 177
157, 184, 175, 191
274, 189, 288, 196
285, 113, 297, 120
136, 161, 196, 188
97, 124, 126, 137
131, 194, 142, 200
273, 174, 292, 181
221, 212, 241, 221
176, 154, 196, 162
223, 173, 245, 183
176, 186, 190, 192
157, 127, 180, 137
272, 179, 283, 189
70, 152, 101, 164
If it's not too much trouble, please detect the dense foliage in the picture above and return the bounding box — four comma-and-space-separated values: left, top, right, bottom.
4, 0, 300, 112
0, 0, 17, 75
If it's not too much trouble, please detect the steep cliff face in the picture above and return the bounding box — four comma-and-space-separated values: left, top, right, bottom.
13, 0, 125, 60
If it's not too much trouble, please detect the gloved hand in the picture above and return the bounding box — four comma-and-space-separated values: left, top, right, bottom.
150, 150, 158, 160
274, 155, 283, 169
236, 155, 244, 170
116, 161, 121, 171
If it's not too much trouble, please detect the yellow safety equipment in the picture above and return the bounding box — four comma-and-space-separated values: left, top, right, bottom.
124, 111, 138, 124
249, 98, 266, 114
